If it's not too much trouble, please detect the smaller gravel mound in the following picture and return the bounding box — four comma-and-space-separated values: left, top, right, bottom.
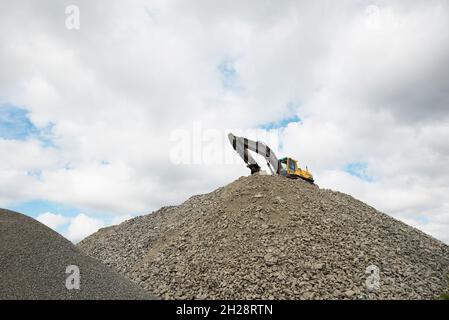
0, 209, 153, 300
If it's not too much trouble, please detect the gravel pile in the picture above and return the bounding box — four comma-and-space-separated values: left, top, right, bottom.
79, 174, 449, 299
0, 209, 152, 299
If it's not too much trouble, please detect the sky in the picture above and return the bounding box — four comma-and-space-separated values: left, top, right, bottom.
0, 0, 448, 244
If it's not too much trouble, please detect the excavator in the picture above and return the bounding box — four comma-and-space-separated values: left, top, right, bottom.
228, 133, 314, 184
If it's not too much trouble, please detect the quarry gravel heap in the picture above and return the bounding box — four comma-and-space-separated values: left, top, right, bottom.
79, 174, 449, 299
0, 209, 152, 299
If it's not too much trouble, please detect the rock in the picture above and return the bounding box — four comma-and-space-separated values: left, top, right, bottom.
264, 254, 278, 266
345, 290, 355, 298
303, 291, 315, 299
313, 263, 325, 270
275, 196, 285, 204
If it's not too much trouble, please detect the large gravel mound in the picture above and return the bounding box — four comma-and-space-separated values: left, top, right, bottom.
0, 209, 152, 299
79, 174, 449, 299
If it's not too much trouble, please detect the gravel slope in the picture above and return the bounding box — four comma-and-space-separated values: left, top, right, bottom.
79, 174, 449, 299
0, 209, 153, 299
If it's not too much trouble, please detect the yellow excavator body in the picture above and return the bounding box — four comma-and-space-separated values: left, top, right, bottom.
277, 157, 314, 183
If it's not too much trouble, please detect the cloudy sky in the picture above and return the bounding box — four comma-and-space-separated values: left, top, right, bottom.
1, 0, 448, 243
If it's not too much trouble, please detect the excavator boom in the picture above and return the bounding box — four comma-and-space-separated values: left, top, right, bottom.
228, 133, 279, 174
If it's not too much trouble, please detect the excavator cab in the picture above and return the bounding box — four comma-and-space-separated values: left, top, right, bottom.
278, 158, 295, 176
278, 157, 314, 183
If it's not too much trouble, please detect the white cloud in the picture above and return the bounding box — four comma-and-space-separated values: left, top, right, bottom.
35, 211, 108, 243
36, 212, 69, 230
110, 214, 134, 225
0, 1, 449, 244
64, 213, 106, 243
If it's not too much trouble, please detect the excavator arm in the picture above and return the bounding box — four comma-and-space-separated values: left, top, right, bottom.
228, 133, 279, 174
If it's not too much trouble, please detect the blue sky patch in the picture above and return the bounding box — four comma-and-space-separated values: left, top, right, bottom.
37, 122, 57, 148
8, 199, 128, 223
415, 216, 430, 224
7, 199, 137, 239
8, 199, 81, 219
217, 57, 240, 92
26, 169, 43, 181
260, 114, 302, 130
0, 104, 39, 140
0, 104, 56, 147
8, 200, 80, 236
344, 162, 373, 181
